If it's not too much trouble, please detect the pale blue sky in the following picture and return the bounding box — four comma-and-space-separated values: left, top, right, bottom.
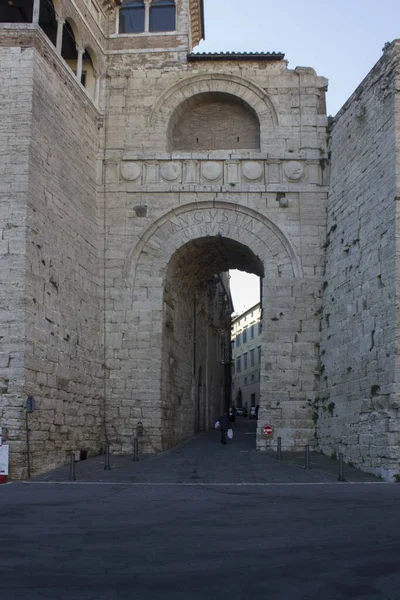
198, 1, 400, 314
197, 0, 400, 116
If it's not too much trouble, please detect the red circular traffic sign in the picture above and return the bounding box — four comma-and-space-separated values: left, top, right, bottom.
263, 424, 273, 436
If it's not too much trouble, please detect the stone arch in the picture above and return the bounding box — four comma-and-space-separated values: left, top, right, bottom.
149, 73, 279, 151
62, 17, 81, 49
168, 92, 261, 152
124, 201, 302, 286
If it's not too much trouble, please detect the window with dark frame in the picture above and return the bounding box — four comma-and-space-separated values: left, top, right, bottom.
250, 349, 255, 366
119, 0, 145, 34
149, 0, 176, 32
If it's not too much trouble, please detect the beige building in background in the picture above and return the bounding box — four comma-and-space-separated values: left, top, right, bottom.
231, 303, 262, 410
1, 0, 400, 480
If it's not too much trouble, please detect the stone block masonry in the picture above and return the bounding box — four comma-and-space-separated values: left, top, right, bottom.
1, 1, 399, 480
320, 41, 400, 480
0, 31, 104, 478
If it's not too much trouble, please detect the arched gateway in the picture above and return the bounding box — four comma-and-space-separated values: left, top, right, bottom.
107, 201, 315, 454
0, 0, 330, 479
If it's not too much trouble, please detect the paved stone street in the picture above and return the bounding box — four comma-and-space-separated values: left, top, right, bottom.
32, 419, 380, 484
2, 420, 400, 599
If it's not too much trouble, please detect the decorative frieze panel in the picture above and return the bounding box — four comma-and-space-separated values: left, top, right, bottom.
114, 158, 321, 188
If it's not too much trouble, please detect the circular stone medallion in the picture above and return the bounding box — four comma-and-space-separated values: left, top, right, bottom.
120, 161, 141, 181
160, 162, 181, 182
201, 162, 222, 181
242, 161, 264, 181
284, 161, 304, 181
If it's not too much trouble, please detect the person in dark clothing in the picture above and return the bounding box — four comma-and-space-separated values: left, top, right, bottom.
255, 404, 260, 419
219, 412, 230, 445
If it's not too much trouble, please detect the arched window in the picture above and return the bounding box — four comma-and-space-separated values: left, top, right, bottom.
149, 0, 175, 32
82, 47, 97, 99
61, 20, 78, 62
119, 0, 145, 34
0, 0, 33, 23
39, 0, 57, 46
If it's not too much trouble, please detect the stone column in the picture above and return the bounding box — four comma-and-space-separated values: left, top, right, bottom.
94, 73, 100, 105
76, 47, 84, 83
32, 0, 40, 23
56, 19, 64, 54
144, 0, 151, 32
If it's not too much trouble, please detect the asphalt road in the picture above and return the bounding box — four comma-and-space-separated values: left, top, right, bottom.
1, 481, 400, 599
1, 420, 399, 599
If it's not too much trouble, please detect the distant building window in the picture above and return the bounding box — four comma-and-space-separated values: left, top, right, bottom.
258, 322, 262, 335
258, 346, 261, 363
149, 0, 176, 32
236, 356, 241, 372
231, 340, 235, 350
250, 325, 254, 339
251, 374, 255, 382
244, 376, 248, 386
236, 334, 241, 347
243, 353, 248, 369
250, 349, 255, 366
119, 0, 145, 33
242, 328, 247, 343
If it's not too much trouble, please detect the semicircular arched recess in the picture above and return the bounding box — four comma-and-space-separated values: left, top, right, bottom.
168, 91, 261, 152
149, 73, 279, 150
124, 201, 302, 287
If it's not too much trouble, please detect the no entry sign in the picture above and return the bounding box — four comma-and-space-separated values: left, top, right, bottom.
263, 424, 273, 436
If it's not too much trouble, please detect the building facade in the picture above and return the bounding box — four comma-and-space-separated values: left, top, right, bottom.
1, 0, 400, 480
231, 303, 262, 410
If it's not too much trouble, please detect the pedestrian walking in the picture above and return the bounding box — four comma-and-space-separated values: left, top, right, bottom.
218, 412, 230, 445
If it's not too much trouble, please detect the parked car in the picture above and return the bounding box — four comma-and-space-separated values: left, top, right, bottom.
235, 407, 244, 417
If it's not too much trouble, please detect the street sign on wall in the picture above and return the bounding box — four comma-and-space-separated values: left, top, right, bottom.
262, 424, 273, 436
0, 445, 9, 476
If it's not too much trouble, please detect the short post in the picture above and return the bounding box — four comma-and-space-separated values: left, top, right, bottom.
304, 444, 311, 469
338, 453, 345, 481
277, 436, 282, 461
69, 452, 76, 481
133, 437, 139, 462
104, 442, 111, 470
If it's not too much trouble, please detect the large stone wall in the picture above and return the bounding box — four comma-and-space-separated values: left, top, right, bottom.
0, 30, 104, 478
320, 42, 400, 479
0, 46, 34, 475
103, 46, 328, 454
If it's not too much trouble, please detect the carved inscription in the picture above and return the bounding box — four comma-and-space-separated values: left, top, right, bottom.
159, 209, 257, 242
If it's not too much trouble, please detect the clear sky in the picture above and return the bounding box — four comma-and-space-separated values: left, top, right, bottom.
197, 0, 400, 116
196, 0, 400, 314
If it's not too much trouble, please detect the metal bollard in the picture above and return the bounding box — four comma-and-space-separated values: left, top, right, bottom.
133, 437, 139, 462
305, 444, 311, 469
277, 436, 282, 461
338, 453, 345, 481
69, 452, 76, 481
104, 443, 111, 471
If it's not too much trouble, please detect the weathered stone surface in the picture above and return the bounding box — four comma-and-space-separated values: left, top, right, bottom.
1, 1, 399, 481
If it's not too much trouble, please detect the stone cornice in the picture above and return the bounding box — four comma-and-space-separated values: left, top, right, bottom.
100, 0, 121, 13
189, 0, 205, 49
